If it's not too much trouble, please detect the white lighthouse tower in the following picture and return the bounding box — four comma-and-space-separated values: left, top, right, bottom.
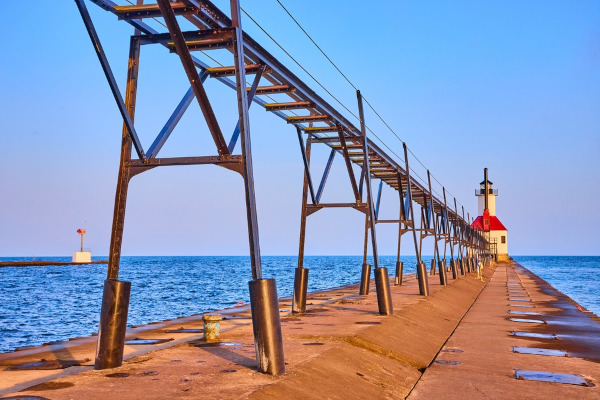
472, 168, 509, 262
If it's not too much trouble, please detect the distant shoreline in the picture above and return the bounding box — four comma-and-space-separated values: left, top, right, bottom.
0, 260, 108, 267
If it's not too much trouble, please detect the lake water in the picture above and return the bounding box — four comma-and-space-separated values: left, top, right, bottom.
0, 255, 598, 353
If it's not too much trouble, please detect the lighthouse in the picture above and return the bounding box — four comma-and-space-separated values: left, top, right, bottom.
472, 168, 509, 262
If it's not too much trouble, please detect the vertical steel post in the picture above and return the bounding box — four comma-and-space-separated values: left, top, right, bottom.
231, 0, 283, 374
359, 214, 370, 295
417, 261, 430, 296
443, 188, 457, 279
93, 34, 141, 370
454, 198, 465, 275
94, 280, 131, 370
429, 170, 446, 286
359, 262, 372, 295
395, 172, 405, 285
230, 2, 261, 281
418, 206, 426, 266
404, 144, 427, 295
293, 133, 311, 313
357, 91, 392, 314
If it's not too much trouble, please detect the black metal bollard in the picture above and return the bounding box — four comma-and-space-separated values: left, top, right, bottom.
417, 261, 430, 296
359, 263, 371, 295
438, 260, 448, 286
292, 267, 309, 313
430, 258, 436, 275
94, 279, 131, 370
394, 261, 403, 285
249, 279, 285, 375
459, 258, 465, 275
374, 267, 393, 315
451, 259, 458, 279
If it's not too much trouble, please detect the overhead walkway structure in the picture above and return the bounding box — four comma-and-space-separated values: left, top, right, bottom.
74, 0, 490, 376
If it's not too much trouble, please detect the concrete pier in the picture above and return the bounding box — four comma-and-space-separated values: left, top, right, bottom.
1, 263, 598, 399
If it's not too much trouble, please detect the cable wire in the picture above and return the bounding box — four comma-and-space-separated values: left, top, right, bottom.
273, 0, 467, 210
240, 7, 361, 123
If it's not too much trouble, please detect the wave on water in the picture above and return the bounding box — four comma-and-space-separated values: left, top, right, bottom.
513, 256, 600, 317
1, 255, 597, 353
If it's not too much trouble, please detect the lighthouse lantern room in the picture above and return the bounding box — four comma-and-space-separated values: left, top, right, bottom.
472, 168, 509, 262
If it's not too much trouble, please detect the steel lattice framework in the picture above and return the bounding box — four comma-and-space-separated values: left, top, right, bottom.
74, 0, 490, 375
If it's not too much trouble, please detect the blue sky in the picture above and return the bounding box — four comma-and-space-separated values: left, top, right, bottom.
0, 0, 598, 257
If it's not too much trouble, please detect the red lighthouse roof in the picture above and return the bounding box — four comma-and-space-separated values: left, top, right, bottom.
472, 215, 507, 231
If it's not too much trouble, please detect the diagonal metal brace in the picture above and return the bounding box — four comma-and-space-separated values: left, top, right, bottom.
147, 70, 209, 159
74, 0, 145, 160
336, 126, 361, 203
316, 148, 336, 203
296, 128, 316, 204
228, 65, 265, 152
157, 0, 229, 156
375, 180, 383, 219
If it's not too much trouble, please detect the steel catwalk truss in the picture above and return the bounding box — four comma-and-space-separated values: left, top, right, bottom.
74, 0, 489, 373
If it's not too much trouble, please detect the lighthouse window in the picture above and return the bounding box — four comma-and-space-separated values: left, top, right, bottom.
501, 236, 506, 244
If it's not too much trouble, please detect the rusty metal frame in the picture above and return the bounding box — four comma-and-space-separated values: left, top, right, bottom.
78, 0, 489, 370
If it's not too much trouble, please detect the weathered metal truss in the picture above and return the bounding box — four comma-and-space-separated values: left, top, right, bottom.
74, 0, 489, 375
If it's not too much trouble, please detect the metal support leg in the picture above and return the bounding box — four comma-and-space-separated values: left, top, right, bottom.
94, 279, 131, 369
359, 263, 372, 295
374, 267, 393, 315
293, 136, 311, 313
430, 258, 436, 275
248, 279, 285, 375
417, 261, 430, 296
459, 258, 465, 275
230, 0, 283, 374
438, 260, 448, 285
359, 213, 369, 294
292, 267, 309, 313
404, 143, 427, 296
395, 261, 404, 285
356, 91, 391, 313
94, 34, 141, 370
451, 259, 459, 279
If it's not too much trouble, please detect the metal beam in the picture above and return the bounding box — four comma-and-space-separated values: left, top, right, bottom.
157, 0, 230, 156
315, 149, 336, 203
337, 127, 361, 203
357, 90, 379, 269
75, 0, 145, 160
296, 128, 316, 205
